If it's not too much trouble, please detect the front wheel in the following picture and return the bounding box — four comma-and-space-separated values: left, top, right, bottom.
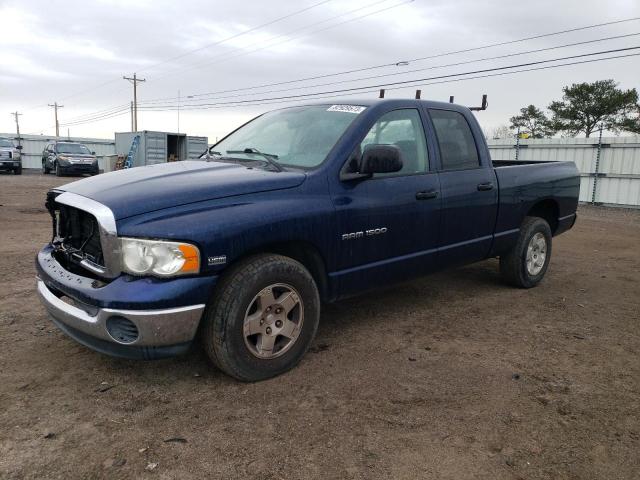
14, 166, 22, 175
43, 162, 50, 174
55, 163, 62, 177
201, 254, 320, 381
500, 216, 552, 288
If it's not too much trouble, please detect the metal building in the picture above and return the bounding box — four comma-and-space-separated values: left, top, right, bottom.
115, 131, 208, 167
487, 136, 640, 208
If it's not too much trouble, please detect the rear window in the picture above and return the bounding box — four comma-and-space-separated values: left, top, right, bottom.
429, 109, 480, 170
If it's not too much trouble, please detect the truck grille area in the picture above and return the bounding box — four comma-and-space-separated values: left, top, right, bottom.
46, 191, 106, 278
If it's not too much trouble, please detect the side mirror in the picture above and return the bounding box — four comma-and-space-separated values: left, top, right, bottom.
91, 151, 96, 155
16, 145, 23, 150
359, 144, 403, 175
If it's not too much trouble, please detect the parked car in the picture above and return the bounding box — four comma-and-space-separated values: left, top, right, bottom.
0, 137, 22, 174
36, 99, 580, 381
42, 141, 99, 176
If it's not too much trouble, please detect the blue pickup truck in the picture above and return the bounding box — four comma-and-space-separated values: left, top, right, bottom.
36, 99, 579, 381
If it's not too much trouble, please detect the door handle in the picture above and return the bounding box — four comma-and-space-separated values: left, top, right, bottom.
416, 190, 438, 200
477, 182, 494, 191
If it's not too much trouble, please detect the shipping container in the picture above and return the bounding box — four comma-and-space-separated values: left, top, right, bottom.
115, 131, 208, 167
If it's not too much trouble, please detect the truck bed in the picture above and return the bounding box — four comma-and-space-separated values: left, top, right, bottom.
489, 159, 580, 255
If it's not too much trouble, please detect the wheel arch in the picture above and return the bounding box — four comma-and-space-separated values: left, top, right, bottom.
229, 240, 330, 302
526, 199, 559, 235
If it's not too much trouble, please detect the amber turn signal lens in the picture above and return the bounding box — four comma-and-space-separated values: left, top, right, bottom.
178, 244, 200, 274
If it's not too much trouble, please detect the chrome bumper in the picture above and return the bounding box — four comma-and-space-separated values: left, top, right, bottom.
37, 279, 205, 348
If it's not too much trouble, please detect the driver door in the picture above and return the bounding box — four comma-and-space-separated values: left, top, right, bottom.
329, 108, 441, 297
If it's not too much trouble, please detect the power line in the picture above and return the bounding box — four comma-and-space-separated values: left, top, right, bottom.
59, 107, 130, 127
140, 32, 640, 106
138, 0, 334, 74
59, 108, 131, 127
139, 52, 640, 112
137, 46, 640, 109
47, 102, 64, 136
60, 103, 130, 123
51, 51, 640, 127
39, 16, 640, 129
142, 16, 640, 104
123, 74, 146, 131
149, 0, 411, 83
20, 0, 412, 133
10, 111, 22, 144
18, 0, 335, 112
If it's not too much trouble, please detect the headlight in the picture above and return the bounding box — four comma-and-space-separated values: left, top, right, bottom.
58, 155, 70, 160
120, 238, 200, 277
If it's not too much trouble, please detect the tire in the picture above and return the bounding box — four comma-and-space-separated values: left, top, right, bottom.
14, 166, 22, 175
201, 254, 320, 381
500, 216, 552, 288
43, 162, 50, 174
55, 163, 62, 177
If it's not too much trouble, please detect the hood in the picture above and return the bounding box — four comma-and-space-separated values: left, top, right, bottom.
59, 160, 306, 219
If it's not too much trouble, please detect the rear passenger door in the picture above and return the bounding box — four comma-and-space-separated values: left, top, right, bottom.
428, 109, 498, 266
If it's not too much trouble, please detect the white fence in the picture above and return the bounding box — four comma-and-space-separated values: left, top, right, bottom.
0, 133, 115, 171
487, 136, 640, 208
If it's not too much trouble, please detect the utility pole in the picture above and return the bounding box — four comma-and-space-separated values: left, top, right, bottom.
10, 111, 22, 146
48, 102, 64, 137
123, 73, 145, 131
130, 101, 134, 131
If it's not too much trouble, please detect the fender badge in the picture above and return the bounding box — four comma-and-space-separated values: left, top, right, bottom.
207, 255, 227, 266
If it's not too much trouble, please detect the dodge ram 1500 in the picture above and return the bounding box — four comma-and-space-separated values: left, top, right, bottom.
36, 99, 579, 381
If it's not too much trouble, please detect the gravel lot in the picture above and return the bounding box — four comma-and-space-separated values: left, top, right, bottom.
1, 171, 639, 479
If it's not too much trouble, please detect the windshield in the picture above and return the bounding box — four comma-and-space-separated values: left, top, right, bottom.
213, 104, 365, 169
0, 139, 14, 148
56, 143, 91, 155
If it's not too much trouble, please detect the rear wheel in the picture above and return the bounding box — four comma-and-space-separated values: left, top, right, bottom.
201, 254, 320, 381
500, 216, 552, 288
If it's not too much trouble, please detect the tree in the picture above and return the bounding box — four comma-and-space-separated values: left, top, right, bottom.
617, 104, 640, 135
548, 80, 639, 137
490, 125, 512, 139
509, 105, 554, 138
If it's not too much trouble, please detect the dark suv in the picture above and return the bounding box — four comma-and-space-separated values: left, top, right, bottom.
42, 141, 99, 176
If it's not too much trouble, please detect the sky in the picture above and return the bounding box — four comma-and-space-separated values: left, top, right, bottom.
1, 0, 639, 142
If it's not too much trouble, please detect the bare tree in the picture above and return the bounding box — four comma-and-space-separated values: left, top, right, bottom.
491, 125, 512, 139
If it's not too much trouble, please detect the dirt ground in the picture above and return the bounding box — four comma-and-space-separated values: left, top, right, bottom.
0, 171, 638, 480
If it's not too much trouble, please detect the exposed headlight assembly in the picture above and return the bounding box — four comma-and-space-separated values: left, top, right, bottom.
120, 238, 200, 277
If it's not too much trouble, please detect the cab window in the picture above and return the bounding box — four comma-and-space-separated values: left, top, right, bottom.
429, 109, 480, 170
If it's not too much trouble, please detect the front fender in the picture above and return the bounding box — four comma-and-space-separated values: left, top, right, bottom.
116, 176, 336, 276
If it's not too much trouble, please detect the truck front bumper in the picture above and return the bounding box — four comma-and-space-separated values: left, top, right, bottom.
36, 245, 216, 359
58, 162, 99, 175
0, 160, 20, 171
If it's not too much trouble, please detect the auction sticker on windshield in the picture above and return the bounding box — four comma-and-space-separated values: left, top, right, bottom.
327, 105, 366, 114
